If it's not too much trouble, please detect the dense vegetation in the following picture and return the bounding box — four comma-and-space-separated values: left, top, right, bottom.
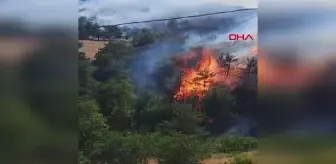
78, 17, 258, 164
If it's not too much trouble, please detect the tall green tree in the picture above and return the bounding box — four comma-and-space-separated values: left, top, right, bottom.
79, 100, 109, 158
156, 103, 206, 135
78, 42, 96, 97
79, 17, 89, 40
202, 86, 237, 134
87, 22, 101, 38
95, 79, 134, 131
134, 91, 165, 132
95, 79, 134, 116
107, 106, 134, 132
132, 28, 155, 47
92, 40, 133, 82
103, 25, 122, 39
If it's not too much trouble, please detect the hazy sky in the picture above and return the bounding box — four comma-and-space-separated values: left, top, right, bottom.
80, 0, 257, 25
2, 0, 335, 26
0, 0, 257, 27
0, 0, 77, 26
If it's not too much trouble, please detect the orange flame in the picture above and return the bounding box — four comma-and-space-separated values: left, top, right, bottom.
173, 48, 238, 111
249, 46, 258, 55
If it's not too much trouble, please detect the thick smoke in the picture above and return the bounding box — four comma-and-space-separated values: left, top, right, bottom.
81, 0, 258, 136
80, 0, 257, 90
128, 13, 257, 90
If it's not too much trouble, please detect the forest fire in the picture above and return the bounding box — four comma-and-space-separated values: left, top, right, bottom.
250, 46, 258, 54
173, 48, 233, 110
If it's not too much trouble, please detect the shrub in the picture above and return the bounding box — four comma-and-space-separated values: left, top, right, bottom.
215, 136, 258, 153
156, 133, 212, 164
232, 154, 255, 164
97, 132, 151, 164
79, 151, 90, 164
94, 133, 257, 164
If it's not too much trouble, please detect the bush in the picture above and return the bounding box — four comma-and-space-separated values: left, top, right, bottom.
232, 154, 255, 164
97, 132, 152, 164
94, 132, 257, 164
79, 151, 90, 164
95, 132, 215, 164
215, 136, 258, 153
156, 133, 212, 164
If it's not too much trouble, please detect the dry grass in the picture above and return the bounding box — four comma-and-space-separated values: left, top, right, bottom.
147, 149, 336, 164
146, 152, 256, 164
201, 154, 232, 164
202, 152, 256, 164
79, 40, 107, 59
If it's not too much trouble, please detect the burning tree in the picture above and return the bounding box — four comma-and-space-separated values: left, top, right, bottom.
191, 69, 217, 89
219, 52, 239, 75
189, 69, 217, 112
245, 56, 257, 74
173, 48, 235, 113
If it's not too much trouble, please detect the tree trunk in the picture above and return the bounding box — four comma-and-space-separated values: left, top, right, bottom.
227, 62, 231, 75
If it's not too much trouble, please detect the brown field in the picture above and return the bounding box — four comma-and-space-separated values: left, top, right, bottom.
79, 40, 107, 59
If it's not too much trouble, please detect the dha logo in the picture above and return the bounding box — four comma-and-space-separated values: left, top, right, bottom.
228, 34, 254, 41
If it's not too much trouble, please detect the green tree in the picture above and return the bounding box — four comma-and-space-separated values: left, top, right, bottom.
78, 42, 96, 97
202, 86, 237, 134
98, 132, 153, 164
95, 28, 105, 40
156, 103, 206, 135
83, 21, 101, 38
95, 79, 134, 131
79, 17, 89, 40
134, 91, 168, 132
103, 25, 122, 39
93, 58, 128, 82
79, 151, 90, 164
132, 28, 155, 47
157, 134, 211, 164
78, 100, 109, 158
92, 40, 133, 82
107, 106, 134, 132
95, 79, 133, 115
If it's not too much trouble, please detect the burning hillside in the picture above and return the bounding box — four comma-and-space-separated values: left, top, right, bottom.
173, 48, 240, 110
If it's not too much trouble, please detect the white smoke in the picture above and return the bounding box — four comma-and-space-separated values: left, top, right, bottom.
79, 0, 258, 89
80, 0, 257, 25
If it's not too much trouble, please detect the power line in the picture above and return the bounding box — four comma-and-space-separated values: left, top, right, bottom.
132, 14, 257, 51
100, 8, 257, 27
194, 14, 257, 45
